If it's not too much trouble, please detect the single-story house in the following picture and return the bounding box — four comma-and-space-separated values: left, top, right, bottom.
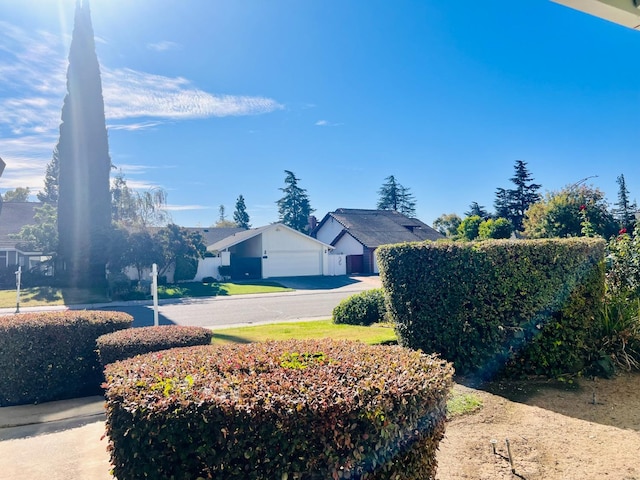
207, 223, 337, 280
311, 208, 444, 274
0, 202, 49, 271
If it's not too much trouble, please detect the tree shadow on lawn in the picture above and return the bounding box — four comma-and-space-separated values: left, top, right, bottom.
22, 286, 62, 303
459, 371, 640, 432
210, 332, 253, 344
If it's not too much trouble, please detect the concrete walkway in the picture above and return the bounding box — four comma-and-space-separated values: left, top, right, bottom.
0, 397, 112, 480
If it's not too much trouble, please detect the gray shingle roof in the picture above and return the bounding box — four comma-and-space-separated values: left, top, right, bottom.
0, 202, 41, 250
316, 208, 443, 248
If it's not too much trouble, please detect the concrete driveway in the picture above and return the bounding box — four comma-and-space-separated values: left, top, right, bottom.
269, 275, 381, 291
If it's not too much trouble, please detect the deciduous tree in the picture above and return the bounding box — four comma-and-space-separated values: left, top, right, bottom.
433, 213, 462, 237
3, 187, 30, 202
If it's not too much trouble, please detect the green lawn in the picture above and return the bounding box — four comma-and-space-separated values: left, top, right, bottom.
0, 286, 110, 308
0, 281, 292, 309
211, 319, 398, 346
158, 281, 292, 299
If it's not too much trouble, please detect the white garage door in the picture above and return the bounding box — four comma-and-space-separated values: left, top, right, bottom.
264, 251, 322, 278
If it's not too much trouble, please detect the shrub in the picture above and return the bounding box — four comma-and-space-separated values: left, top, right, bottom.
104, 340, 454, 480
107, 272, 132, 299
377, 238, 605, 378
332, 288, 387, 326
202, 276, 216, 284
0, 310, 132, 406
97, 325, 213, 366
478, 218, 513, 239
457, 215, 483, 241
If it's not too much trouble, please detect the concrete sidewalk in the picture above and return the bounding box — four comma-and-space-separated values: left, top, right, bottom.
0, 396, 112, 480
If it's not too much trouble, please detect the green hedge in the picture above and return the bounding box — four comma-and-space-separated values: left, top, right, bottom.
0, 310, 132, 406
96, 325, 213, 366
377, 238, 605, 377
332, 288, 388, 326
104, 339, 454, 480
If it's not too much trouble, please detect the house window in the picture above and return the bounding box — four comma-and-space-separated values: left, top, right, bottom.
0, 251, 6, 268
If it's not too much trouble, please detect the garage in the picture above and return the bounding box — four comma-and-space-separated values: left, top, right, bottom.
207, 223, 333, 280
263, 250, 323, 278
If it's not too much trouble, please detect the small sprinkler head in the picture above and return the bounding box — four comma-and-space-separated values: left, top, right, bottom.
490, 439, 497, 454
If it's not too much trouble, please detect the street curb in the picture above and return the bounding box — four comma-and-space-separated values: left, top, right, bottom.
0, 396, 105, 429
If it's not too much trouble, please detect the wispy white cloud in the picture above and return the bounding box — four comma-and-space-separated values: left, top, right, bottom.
315, 119, 343, 127
147, 41, 180, 52
102, 68, 283, 120
107, 121, 163, 131
0, 21, 283, 190
164, 204, 212, 211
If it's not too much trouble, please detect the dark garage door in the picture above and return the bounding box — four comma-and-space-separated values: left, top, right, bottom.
231, 257, 262, 280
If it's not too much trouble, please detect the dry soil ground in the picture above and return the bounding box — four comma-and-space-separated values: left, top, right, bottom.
437, 371, 640, 479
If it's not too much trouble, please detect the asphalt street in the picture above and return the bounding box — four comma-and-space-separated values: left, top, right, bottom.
99, 275, 381, 329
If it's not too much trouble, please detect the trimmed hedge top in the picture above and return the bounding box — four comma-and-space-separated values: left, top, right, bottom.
96, 325, 213, 365
104, 339, 454, 479
377, 238, 606, 377
105, 339, 452, 416
0, 310, 132, 406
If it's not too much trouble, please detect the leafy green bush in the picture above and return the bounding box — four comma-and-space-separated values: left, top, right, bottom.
478, 218, 512, 239
97, 325, 213, 366
457, 215, 483, 241
332, 288, 387, 326
202, 276, 216, 284
0, 311, 132, 406
377, 238, 605, 378
104, 339, 454, 480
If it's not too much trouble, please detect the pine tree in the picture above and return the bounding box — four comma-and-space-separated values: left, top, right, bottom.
464, 202, 490, 220
233, 194, 251, 229
37, 148, 60, 204
276, 170, 314, 233
496, 161, 541, 231
376, 175, 417, 217
56, 0, 112, 287
613, 173, 637, 233
493, 187, 510, 219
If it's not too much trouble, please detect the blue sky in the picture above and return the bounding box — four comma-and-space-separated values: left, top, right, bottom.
1, 0, 639, 228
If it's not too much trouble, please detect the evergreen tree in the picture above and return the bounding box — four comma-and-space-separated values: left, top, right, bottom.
37, 148, 60, 204
613, 174, 637, 233
233, 194, 251, 228
56, 0, 111, 287
493, 187, 510, 219
464, 202, 490, 220
496, 160, 541, 231
376, 175, 416, 217
276, 170, 314, 233
0, 157, 4, 216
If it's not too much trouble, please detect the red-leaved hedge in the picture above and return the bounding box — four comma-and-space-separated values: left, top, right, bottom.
0, 310, 132, 406
104, 339, 454, 479
96, 325, 213, 365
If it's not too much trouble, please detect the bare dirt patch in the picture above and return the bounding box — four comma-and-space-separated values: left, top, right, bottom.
437, 372, 640, 479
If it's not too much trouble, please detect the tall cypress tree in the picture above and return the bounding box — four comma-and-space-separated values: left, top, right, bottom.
56, 0, 111, 287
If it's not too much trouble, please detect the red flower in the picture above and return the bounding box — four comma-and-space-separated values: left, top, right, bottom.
579, 205, 586, 211
620, 228, 627, 234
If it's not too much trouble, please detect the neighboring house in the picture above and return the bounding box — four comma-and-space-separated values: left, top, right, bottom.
125, 226, 247, 283
311, 208, 444, 274
0, 202, 48, 271
207, 223, 336, 280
